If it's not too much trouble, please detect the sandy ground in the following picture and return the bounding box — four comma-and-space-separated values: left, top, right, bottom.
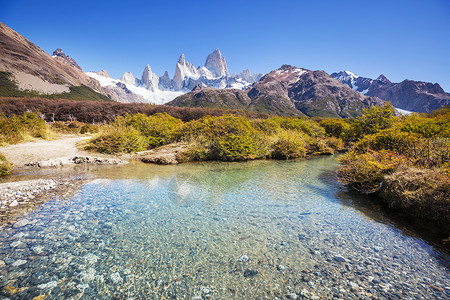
0, 135, 126, 168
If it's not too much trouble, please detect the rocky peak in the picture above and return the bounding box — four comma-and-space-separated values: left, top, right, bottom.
97, 70, 111, 78
204, 48, 229, 77
178, 54, 186, 65
120, 72, 136, 85
376, 74, 391, 84
52, 48, 82, 71
159, 71, 171, 90
141, 64, 159, 92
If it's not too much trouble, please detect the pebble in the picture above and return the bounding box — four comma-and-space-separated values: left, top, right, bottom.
243, 269, 258, 277
12, 259, 27, 267
333, 255, 347, 263
9, 200, 19, 207
38, 281, 58, 289
110, 272, 123, 284
237, 255, 249, 262
286, 292, 298, 299
277, 264, 286, 271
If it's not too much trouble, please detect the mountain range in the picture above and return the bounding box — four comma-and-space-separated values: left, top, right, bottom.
169, 65, 384, 118
85, 48, 263, 104
331, 71, 450, 113
0, 21, 448, 117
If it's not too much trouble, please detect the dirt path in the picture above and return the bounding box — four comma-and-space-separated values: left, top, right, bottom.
0, 135, 126, 168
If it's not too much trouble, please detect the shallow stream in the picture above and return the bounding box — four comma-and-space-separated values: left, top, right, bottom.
0, 156, 448, 299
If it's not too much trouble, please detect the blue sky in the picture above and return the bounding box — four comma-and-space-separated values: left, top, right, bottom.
2, 0, 450, 91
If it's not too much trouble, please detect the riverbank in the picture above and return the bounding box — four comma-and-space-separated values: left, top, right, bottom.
0, 177, 89, 228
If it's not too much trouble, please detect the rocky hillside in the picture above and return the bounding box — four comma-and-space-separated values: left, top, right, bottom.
331, 71, 450, 113
169, 65, 384, 118
0, 21, 107, 99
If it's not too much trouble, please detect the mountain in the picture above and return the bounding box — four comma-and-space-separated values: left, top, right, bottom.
331, 71, 450, 113
168, 65, 384, 118
86, 49, 263, 104
0, 21, 109, 101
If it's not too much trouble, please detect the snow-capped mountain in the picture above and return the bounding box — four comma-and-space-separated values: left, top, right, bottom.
170, 64, 384, 118
331, 71, 450, 113
330, 71, 376, 95
86, 49, 263, 104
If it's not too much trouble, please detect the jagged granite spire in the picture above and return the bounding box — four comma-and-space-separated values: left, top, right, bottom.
204, 48, 229, 77
141, 64, 159, 92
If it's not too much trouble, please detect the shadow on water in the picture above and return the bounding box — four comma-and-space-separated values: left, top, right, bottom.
314, 156, 450, 269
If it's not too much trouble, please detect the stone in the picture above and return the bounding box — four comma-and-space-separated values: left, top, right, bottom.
110, 272, 123, 284
9, 200, 19, 207
286, 292, 298, 299
237, 255, 249, 262
12, 259, 27, 267
243, 269, 258, 277
300, 289, 309, 296
38, 281, 57, 289
334, 255, 347, 263
277, 265, 286, 271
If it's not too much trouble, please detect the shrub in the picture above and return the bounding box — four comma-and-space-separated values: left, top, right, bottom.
179, 115, 269, 161
116, 113, 183, 148
271, 116, 325, 137
307, 137, 334, 155
0, 112, 50, 144
80, 124, 98, 134
319, 118, 350, 138
346, 102, 397, 140
325, 136, 345, 152
380, 168, 450, 224
353, 129, 421, 155
0, 153, 13, 177
85, 125, 148, 154
271, 134, 306, 159
337, 150, 408, 194
399, 112, 450, 138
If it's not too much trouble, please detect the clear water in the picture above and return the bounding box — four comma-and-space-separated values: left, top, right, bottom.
0, 156, 449, 299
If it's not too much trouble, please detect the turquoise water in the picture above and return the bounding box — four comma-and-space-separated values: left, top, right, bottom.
0, 156, 448, 299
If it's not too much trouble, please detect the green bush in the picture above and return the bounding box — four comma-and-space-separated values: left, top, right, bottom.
0, 153, 13, 177
380, 168, 450, 223
271, 116, 325, 137
325, 136, 345, 152
85, 125, 148, 154
0, 112, 50, 145
179, 115, 269, 161
271, 136, 306, 159
346, 102, 397, 141
116, 113, 183, 148
80, 124, 98, 134
319, 118, 350, 138
399, 112, 450, 138
337, 150, 407, 194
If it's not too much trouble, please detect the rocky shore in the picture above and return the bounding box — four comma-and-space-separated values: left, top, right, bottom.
0, 178, 88, 228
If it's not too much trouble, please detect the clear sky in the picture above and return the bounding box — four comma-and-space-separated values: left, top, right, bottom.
2, 0, 450, 91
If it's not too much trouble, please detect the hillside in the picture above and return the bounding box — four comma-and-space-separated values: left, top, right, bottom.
0, 22, 110, 101
168, 65, 384, 118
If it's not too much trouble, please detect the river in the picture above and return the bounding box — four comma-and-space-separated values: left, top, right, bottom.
0, 156, 448, 299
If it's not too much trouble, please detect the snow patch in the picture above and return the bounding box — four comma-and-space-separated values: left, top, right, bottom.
86, 72, 184, 104
395, 107, 414, 115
